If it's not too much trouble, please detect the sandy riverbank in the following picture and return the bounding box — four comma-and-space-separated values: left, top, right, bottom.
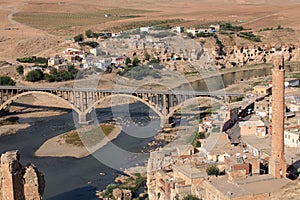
35, 125, 122, 158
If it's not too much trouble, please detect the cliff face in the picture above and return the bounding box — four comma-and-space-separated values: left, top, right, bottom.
0, 150, 45, 200
207, 44, 300, 69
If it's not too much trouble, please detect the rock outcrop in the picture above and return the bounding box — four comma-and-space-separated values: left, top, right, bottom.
112, 188, 132, 200
0, 150, 45, 200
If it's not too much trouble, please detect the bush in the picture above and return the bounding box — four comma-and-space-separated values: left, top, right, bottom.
16, 65, 24, 75
237, 32, 261, 42
101, 184, 119, 198
145, 53, 151, 61
122, 65, 161, 80
183, 195, 201, 200
221, 22, 243, 31
16, 57, 48, 65
198, 132, 206, 139
187, 32, 194, 38
74, 34, 84, 42
80, 41, 99, 48
132, 57, 140, 67
25, 69, 44, 82
206, 165, 220, 176
125, 57, 132, 66
85, 29, 93, 38
45, 65, 78, 82
0, 76, 16, 86
196, 32, 214, 37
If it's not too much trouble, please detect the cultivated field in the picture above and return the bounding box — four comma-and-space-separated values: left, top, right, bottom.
13, 8, 149, 35
1, 0, 300, 62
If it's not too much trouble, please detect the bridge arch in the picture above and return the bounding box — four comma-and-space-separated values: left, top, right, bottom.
166, 96, 226, 119
0, 91, 81, 115
84, 94, 165, 125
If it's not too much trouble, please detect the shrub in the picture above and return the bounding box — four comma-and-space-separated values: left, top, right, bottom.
74, 34, 84, 42
125, 57, 132, 66
101, 184, 119, 198
16, 65, 24, 75
132, 57, 140, 67
0, 76, 16, 85
206, 165, 220, 176
16, 57, 48, 65
196, 32, 214, 37
183, 195, 201, 200
220, 22, 243, 31
237, 32, 261, 42
80, 41, 99, 48
25, 70, 44, 82
85, 29, 93, 38
45, 65, 78, 82
148, 58, 160, 65
145, 53, 151, 61
123, 65, 161, 80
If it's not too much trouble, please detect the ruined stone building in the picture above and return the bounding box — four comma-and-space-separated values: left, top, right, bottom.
0, 150, 45, 200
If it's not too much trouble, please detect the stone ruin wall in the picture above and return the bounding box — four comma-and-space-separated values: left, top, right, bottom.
0, 150, 45, 200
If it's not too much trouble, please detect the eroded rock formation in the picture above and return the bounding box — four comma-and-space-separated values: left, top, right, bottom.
0, 150, 45, 200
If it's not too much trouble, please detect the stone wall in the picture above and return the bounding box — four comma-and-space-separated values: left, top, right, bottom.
0, 150, 45, 200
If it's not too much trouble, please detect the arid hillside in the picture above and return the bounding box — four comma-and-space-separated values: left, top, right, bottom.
1, 0, 300, 62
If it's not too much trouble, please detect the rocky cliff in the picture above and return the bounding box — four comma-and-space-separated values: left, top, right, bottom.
0, 150, 45, 200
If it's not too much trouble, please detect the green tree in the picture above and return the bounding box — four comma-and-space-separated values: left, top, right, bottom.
85, 29, 93, 38
0, 76, 16, 85
183, 195, 201, 200
187, 32, 194, 38
74, 34, 84, 42
101, 184, 119, 199
206, 164, 220, 176
125, 57, 132, 66
16, 65, 24, 75
25, 69, 44, 82
132, 57, 140, 67
145, 53, 151, 61
195, 141, 201, 147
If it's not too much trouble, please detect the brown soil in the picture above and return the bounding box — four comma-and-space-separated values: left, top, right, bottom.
1, 0, 300, 63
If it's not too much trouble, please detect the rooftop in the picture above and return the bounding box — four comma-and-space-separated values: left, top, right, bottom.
207, 174, 290, 198
242, 134, 272, 156
173, 164, 207, 179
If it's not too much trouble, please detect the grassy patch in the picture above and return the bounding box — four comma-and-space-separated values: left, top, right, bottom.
61, 124, 116, 147
13, 9, 148, 35
106, 19, 183, 32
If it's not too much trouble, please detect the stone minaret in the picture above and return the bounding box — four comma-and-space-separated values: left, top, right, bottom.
269, 55, 287, 178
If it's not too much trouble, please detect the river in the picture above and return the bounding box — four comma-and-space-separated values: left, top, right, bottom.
0, 103, 161, 200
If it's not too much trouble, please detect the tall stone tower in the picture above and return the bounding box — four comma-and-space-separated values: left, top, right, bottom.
269, 55, 287, 179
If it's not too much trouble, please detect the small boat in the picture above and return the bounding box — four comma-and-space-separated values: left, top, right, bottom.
99, 172, 105, 176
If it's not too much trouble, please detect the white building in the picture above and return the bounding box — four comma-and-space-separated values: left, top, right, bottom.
140, 27, 150, 33
284, 130, 300, 148
172, 26, 184, 33
83, 58, 111, 70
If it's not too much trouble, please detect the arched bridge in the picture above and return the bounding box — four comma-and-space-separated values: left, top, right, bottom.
0, 86, 244, 126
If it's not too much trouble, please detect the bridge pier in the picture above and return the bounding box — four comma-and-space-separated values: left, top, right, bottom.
161, 116, 175, 128
78, 112, 93, 125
